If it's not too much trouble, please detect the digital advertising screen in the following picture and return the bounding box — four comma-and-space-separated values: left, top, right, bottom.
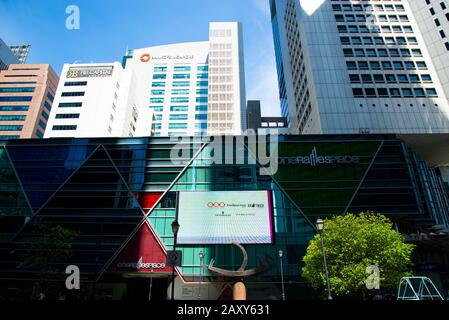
177, 190, 274, 245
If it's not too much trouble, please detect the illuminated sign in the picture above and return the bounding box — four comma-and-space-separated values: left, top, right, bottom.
177, 191, 273, 245
277, 147, 360, 166
117, 256, 166, 270
66, 66, 113, 78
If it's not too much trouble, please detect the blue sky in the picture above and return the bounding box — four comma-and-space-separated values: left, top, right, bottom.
0, 0, 281, 116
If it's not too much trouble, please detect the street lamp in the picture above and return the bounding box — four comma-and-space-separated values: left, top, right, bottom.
171, 219, 180, 301
316, 218, 332, 300
279, 250, 286, 300
198, 251, 204, 300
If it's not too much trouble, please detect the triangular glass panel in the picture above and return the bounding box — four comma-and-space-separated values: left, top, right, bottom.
0, 146, 33, 241
6, 141, 96, 210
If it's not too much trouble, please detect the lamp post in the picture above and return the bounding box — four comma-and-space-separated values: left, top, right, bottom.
279, 250, 286, 300
171, 219, 180, 301
198, 251, 204, 300
316, 218, 332, 300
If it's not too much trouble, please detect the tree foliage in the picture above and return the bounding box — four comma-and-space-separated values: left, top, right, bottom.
302, 212, 415, 298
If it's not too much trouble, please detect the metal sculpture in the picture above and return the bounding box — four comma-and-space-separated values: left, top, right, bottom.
200, 243, 272, 300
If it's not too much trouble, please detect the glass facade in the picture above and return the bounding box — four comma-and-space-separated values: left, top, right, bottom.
0, 135, 448, 299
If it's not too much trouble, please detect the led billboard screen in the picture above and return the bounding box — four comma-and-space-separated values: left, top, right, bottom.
177, 191, 273, 244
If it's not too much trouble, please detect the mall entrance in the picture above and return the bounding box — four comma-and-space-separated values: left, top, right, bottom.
125, 276, 169, 301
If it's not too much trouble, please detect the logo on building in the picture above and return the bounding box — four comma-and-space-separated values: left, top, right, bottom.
116, 256, 166, 270
67, 66, 114, 78
208, 202, 225, 208
140, 53, 151, 63
152, 55, 194, 60
277, 147, 360, 166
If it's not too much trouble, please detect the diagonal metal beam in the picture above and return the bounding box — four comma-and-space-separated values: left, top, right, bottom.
342, 140, 384, 215
10, 144, 102, 241
96, 139, 209, 281
243, 138, 317, 230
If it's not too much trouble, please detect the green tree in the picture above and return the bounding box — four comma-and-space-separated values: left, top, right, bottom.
302, 212, 415, 299
21, 224, 79, 299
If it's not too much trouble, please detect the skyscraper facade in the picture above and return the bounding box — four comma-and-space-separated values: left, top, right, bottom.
9, 45, 31, 64
409, 0, 449, 108
0, 64, 58, 139
123, 22, 246, 137
270, 0, 449, 134
44, 62, 153, 139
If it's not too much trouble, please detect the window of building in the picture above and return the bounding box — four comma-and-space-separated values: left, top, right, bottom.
0, 125, 23, 131
0, 96, 32, 102
61, 92, 84, 97
170, 106, 189, 112
64, 81, 87, 86
52, 125, 77, 131
0, 105, 29, 111
0, 115, 26, 121
169, 114, 188, 120
174, 66, 191, 72
154, 66, 167, 72
59, 102, 82, 108
55, 113, 80, 119
0, 87, 35, 93
173, 81, 190, 87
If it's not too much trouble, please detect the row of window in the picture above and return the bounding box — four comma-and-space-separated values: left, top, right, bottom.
149, 105, 208, 112
340, 36, 421, 47
0, 105, 29, 111
55, 113, 80, 119
52, 125, 77, 131
0, 135, 20, 139
0, 87, 35, 93
64, 81, 87, 86
152, 81, 209, 88
61, 92, 85, 97
59, 102, 82, 108
352, 87, 438, 98
427, 0, 449, 51
349, 73, 432, 84
154, 66, 208, 72
342, 44, 422, 58
0, 115, 26, 121
153, 73, 208, 80
150, 89, 208, 95
0, 125, 23, 131
346, 59, 428, 71
335, 14, 411, 25
0, 96, 32, 102
332, 3, 405, 12
150, 97, 208, 104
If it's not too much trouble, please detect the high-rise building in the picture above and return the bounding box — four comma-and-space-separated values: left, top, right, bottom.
0, 64, 58, 139
9, 45, 31, 64
409, 0, 449, 108
247, 100, 288, 133
123, 22, 246, 137
270, 0, 449, 134
0, 38, 19, 70
44, 62, 153, 139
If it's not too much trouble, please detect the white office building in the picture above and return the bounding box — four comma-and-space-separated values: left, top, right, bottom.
123, 22, 246, 136
270, 0, 449, 134
44, 62, 153, 138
